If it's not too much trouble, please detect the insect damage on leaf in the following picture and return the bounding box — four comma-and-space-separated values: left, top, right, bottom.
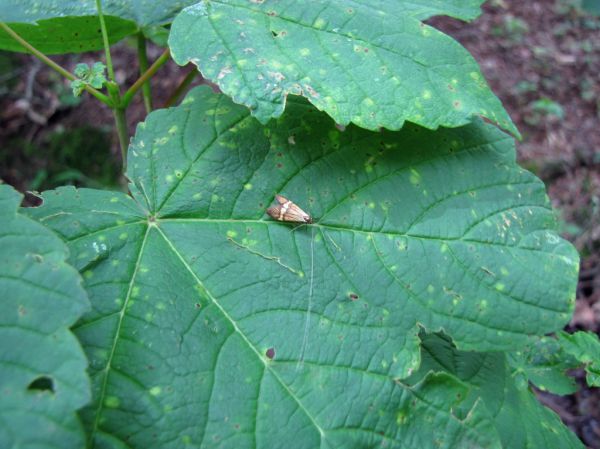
266, 195, 313, 224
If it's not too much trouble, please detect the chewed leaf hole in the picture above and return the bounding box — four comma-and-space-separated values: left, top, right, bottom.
265, 347, 275, 360
28, 376, 54, 393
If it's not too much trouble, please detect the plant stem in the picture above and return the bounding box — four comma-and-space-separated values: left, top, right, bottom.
105, 83, 129, 170
113, 107, 129, 171
137, 33, 153, 113
121, 48, 170, 107
164, 68, 198, 107
0, 22, 111, 105
95, 0, 116, 82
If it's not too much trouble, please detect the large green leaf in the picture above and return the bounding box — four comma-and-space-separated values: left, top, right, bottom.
416, 333, 584, 449
169, 0, 518, 136
27, 86, 577, 448
0, 0, 194, 54
0, 184, 90, 448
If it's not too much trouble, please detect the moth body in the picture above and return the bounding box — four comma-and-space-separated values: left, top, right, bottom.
267, 195, 313, 224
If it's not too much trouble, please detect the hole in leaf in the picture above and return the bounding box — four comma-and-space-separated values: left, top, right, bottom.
28, 376, 54, 393
349, 293, 359, 301
265, 347, 275, 360
271, 31, 279, 38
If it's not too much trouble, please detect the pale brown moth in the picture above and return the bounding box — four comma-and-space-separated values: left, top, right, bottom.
267, 194, 313, 224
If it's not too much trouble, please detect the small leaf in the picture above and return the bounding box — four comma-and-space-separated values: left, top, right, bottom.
508, 335, 578, 395
71, 79, 86, 97
507, 331, 600, 394
26, 87, 577, 448
74, 62, 90, 78
0, 184, 91, 448
71, 61, 107, 96
557, 331, 600, 387
89, 62, 108, 89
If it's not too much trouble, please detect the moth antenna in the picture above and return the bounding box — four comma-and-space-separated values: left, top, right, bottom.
297, 225, 316, 370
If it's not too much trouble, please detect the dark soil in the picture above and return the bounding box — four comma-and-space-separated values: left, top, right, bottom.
1, 1, 599, 446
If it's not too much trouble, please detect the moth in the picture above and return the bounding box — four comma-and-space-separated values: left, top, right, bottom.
267, 195, 313, 224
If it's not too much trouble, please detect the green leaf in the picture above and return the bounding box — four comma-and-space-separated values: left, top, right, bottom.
381, 0, 486, 21
557, 331, 600, 387
0, 16, 138, 54
0, 184, 91, 448
508, 335, 579, 395
71, 79, 86, 97
0, 0, 196, 26
507, 331, 600, 394
169, 0, 518, 136
417, 333, 584, 449
71, 62, 107, 96
26, 86, 577, 448
582, 0, 600, 15
0, 0, 198, 54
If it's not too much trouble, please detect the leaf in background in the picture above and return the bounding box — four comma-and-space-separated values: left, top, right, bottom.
416, 333, 584, 449
508, 335, 579, 395
507, 331, 600, 394
0, 0, 197, 54
0, 16, 138, 54
169, 0, 518, 136
0, 184, 91, 448
27, 86, 577, 448
71, 62, 107, 95
557, 331, 600, 387
582, 0, 600, 16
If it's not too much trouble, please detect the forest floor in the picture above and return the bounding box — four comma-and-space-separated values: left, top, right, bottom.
1, 0, 599, 446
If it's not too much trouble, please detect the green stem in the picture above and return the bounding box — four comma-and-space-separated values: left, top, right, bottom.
107, 83, 129, 170
113, 107, 129, 171
137, 33, 153, 113
164, 68, 198, 107
95, 0, 116, 82
0, 22, 111, 105
121, 48, 170, 107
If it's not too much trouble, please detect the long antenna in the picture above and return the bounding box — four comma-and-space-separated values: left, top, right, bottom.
297, 225, 315, 370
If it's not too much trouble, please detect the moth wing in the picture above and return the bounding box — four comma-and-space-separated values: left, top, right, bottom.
267, 205, 282, 220
275, 194, 289, 205
284, 203, 312, 223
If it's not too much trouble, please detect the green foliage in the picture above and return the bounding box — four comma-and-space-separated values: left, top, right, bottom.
0, 1, 587, 448
582, 0, 600, 15
25, 86, 579, 448
557, 331, 600, 386
72, 62, 107, 96
0, 16, 138, 54
0, 184, 91, 448
525, 97, 565, 125
0, 0, 204, 54
415, 333, 584, 448
169, 0, 518, 136
507, 330, 600, 398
